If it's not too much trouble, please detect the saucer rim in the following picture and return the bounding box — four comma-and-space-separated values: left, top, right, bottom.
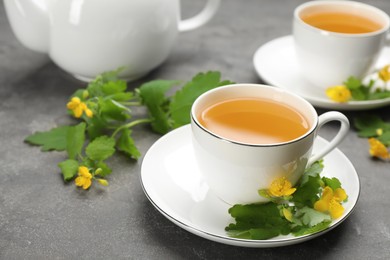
140, 125, 360, 248
253, 35, 390, 110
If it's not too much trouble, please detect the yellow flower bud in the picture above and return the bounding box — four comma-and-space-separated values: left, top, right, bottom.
95, 168, 103, 175
282, 208, 293, 222
97, 179, 109, 186
85, 108, 93, 118
82, 90, 89, 99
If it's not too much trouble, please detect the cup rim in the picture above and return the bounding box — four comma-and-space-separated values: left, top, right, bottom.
294, 0, 390, 38
191, 84, 319, 147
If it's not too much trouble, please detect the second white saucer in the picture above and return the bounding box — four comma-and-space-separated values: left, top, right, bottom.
253, 35, 390, 110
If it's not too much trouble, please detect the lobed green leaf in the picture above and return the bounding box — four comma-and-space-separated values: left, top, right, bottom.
58, 159, 79, 181
66, 122, 86, 160
24, 126, 70, 151
169, 71, 233, 128
322, 177, 342, 191
225, 203, 290, 240
138, 80, 179, 134
86, 135, 116, 161
116, 128, 141, 159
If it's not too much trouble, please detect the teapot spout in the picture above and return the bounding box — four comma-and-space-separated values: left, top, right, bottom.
4, 0, 49, 53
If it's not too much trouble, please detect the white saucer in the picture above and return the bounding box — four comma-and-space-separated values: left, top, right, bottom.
140, 125, 360, 248
253, 35, 390, 110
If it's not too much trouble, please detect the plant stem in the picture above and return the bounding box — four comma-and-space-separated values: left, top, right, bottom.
120, 101, 142, 106
111, 118, 152, 137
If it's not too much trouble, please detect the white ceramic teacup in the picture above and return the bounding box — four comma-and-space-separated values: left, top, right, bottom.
293, 0, 390, 89
190, 84, 349, 205
4, 0, 220, 81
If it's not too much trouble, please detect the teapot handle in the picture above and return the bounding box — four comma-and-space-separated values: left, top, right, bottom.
179, 0, 221, 32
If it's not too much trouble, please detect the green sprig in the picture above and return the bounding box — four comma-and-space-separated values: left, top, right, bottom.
344, 76, 390, 101
226, 161, 347, 240
24, 70, 233, 188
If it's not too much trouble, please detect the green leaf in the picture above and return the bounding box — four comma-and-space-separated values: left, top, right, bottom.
249, 228, 281, 240
110, 92, 134, 102
378, 131, 390, 146
354, 115, 385, 131
58, 159, 79, 181
368, 91, 390, 100
116, 128, 141, 159
24, 126, 70, 151
95, 161, 112, 177
297, 207, 332, 226
99, 98, 130, 121
86, 135, 116, 161
350, 88, 368, 101
258, 189, 271, 199
344, 76, 362, 89
71, 89, 86, 99
66, 122, 86, 160
138, 80, 179, 134
354, 115, 390, 138
322, 177, 342, 191
292, 175, 322, 208
357, 128, 379, 138
87, 116, 107, 140
292, 220, 331, 237
169, 71, 233, 128
225, 203, 290, 240
102, 80, 127, 95
300, 160, 324, 185
87, 69, 123, 97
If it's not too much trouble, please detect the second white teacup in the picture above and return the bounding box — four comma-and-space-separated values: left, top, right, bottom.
191, 84, 349, 205
293, 0, 390, 89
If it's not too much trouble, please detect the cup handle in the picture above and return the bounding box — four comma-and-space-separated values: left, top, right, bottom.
307, 111, 350, 166
179, 0, 221, 32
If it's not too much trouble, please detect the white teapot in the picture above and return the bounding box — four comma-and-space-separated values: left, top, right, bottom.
4, 0, 220, 81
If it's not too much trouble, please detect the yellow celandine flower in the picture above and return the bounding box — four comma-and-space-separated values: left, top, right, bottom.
268, 177, 296, 197
379, 65, 390, 82
75, 166, 92, 190
66, 97, 93, 118
325, 85, 352, 103
368, 138, 390, 160
314, 186, 347, 219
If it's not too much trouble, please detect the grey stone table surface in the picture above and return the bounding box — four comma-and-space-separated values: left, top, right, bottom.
1, 0, 390, 259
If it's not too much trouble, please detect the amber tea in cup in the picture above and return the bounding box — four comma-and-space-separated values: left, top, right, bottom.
293, 0, 390, 88
301, 11, 383, 34
191, 84, 350, 205
197, 97, 310, 144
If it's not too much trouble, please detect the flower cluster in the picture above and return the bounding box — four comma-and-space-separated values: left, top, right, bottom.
314, 186, 347, 219
267, 176, 347, 220
67, 96, 93, 118
368, 138, 390, 160
75, 166, 108, 190
354, 115, 390, 161
325, 64, 390, 103
226, 162, 348, 240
